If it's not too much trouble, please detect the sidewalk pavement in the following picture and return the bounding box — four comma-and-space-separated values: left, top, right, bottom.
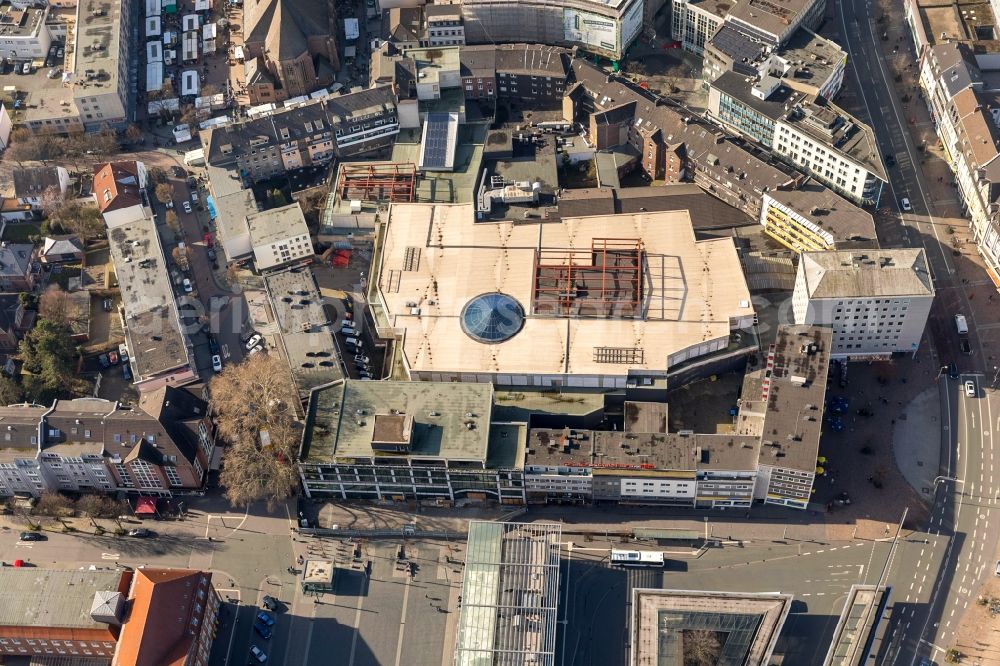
893, 385, 943, 500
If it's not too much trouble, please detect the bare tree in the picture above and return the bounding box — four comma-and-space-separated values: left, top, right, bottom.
77, 494, 124, 530
210, 354, 301, 508
125, 124, 144, 145
179, 104, 198, 128
683, 630, 722, 666
36, 491, 75, 529
38, 285, 83, 329
6, 129, 63, 164
11, 502, 42, 530
165, 210, 180, 233
43, 195, 104, 240
155, 182, 175, 205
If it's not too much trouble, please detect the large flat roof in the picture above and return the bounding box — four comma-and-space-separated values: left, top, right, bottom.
799, 249, 934, 299
247, 203, 309, 247
0, 568, 125, 630
630, 588, 792, 666
263, 268, 342, 397
376, 204, 754, 379
712, 72, 885, 180
456, 522, 562, 666
108, 219, 192, 381
301, 379, 496, 463
73, 0, 125, 101
527, 428, 761, 472
727, 0, 816, 40
740, 325, 832, 473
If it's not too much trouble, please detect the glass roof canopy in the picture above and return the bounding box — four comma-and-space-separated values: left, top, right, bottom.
460, 292, 525, 344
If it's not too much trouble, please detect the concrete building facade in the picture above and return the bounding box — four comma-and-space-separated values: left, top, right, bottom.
793, 250, 935, 358
460, 0, 644, 61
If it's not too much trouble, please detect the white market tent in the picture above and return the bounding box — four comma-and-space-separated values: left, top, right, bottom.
194, 0, 212, 10
182, 14, 200, 31
145, 0, 161, 17
146, 40, 163, 63
145, 16, 161, 38
148, 97, 180, 115
146, 62, 164, 92
202, 23, 217, 53
181, 69, 200, 96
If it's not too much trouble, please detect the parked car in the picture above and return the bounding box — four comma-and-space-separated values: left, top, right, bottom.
19, 532, 45, 541
203, 232, 213, 247
245, 333, 262, 351
208, 336, 220, 355
884, 152, 896, 168
165, 199, 174, 209
354, 355, 370, 364
182, 278, 193, 293
128, 528, 153, 538
182, 201, 192, 214
256, 611, 275, 626
172, 166, 186, 177
207, 248, 216, 262
249, 645, 268, 663
191, 191, 199, 203
253, 622, 272, 640
57, 46, 64, 58
247, 345, 264, 357
900, 197, 912, 212
948, 362, 958, 379
211, 354, 223, 372
965, 380, 977, 397
21, 62, 31, 75
98, 354, 110, 368
261, 595, 279, 611
103, 298, 113, 312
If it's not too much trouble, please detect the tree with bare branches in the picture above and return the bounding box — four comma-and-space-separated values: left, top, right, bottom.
38, 285, 83, 330
210, 354, 301, 507
165, 210, 180, 233
6, 129, 63, 164
42, 192, 104, 240
77, 494, 124, 530
125, 124, 144, 145
683, 630, 723, 666
36, 491, 75, 529
155, 183, 175, 205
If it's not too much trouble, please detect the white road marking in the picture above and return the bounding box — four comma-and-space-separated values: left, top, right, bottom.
101, 553, 120, 560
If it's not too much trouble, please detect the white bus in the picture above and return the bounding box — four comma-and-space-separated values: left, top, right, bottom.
610, 549, 664, 567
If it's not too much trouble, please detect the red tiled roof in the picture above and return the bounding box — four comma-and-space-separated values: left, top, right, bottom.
113, 568, 213, 666
93, 161, 144, 213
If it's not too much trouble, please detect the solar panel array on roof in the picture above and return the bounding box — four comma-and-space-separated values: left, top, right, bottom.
419, 112, 458, 171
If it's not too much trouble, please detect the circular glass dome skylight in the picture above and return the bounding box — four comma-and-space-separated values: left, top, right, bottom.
460, 292, 525, 344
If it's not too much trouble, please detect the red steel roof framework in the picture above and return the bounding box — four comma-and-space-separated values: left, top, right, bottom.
338, 163, 417, 202
531, 238, 644, 318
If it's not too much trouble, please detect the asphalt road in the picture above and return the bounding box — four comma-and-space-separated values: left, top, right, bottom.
876, 377, 1000, 663
835, 0, 1000, 661
152, 168, 249, 378
835, 0, 983, 370
558, 537, 899, 666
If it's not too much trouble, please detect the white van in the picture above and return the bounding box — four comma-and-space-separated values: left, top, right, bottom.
344, 336, 360, 348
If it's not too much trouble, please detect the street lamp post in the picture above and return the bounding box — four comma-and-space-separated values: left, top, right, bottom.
992, 365, 999, 387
